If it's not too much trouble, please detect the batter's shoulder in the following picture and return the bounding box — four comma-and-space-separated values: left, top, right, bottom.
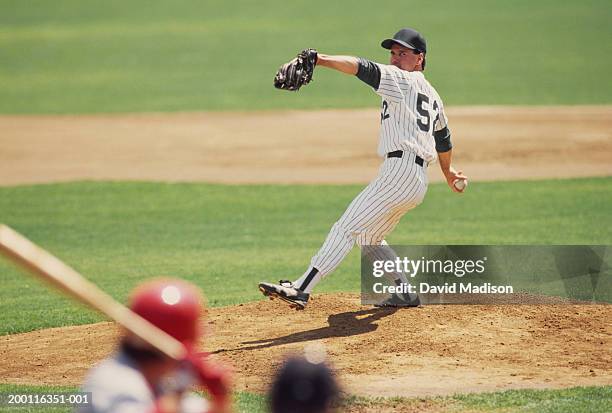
79, 354, 153, 412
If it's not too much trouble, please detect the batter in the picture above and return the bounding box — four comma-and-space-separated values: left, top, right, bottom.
260, 27, 467, 309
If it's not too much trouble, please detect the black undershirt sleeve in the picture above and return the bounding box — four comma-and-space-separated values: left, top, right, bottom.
356, 58, 381, 89
434, 127, 453, 153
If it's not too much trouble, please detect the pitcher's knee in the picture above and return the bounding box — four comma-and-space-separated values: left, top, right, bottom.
330, 222, 355, 240
356, 233, 384, 247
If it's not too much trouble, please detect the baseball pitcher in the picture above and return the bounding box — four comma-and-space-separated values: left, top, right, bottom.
260, 28, 468, 309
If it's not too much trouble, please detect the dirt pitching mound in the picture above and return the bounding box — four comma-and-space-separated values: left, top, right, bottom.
1, 294, 610, 397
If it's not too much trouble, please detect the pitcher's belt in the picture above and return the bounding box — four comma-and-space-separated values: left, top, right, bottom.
386, 150, 424, 167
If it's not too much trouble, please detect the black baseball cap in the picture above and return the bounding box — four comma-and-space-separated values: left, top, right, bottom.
381, 28, 427, 69
381, 28, 427, 53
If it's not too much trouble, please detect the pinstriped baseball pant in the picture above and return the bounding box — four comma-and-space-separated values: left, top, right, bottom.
294, 152, 428, 293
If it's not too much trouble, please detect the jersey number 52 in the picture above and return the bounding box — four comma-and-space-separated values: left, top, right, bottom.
416, 93, 439, 135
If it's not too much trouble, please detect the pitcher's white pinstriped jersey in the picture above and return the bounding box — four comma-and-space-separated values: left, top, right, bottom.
375, 64, 448, 162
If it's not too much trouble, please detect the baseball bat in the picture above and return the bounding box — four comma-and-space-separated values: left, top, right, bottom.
0, 224, 186, 360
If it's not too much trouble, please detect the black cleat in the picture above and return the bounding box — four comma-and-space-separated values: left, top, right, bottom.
374, 292, 421, 308
259, 280, 310, 310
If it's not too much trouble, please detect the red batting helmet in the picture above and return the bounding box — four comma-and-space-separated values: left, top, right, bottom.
129, 278, 205, 348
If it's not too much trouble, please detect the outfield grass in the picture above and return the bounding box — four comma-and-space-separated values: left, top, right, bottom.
1, 384, 609, 413
0, 0, 610, 113
452, 386, 612, 413
0, 177, 610, 335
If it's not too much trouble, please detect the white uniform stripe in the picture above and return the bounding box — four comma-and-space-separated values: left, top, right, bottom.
341, 159, 409, 231
345, 158, 413, 231
370, 206, 407, 243
352, 160, 415, 229
340, 158, 402, 226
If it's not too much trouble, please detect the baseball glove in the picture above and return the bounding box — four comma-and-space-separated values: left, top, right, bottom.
274, 48, 318, 91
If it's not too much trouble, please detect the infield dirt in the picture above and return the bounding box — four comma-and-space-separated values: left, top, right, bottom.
1, 294, 610, 397
0, 106, 611, 185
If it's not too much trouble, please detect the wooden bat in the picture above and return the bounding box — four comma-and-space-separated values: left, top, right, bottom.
0, 224, 185, 360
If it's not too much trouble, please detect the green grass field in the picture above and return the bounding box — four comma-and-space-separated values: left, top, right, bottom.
1, 177, 610, 335
1, 0, 611, 113
1, 384, 610, 413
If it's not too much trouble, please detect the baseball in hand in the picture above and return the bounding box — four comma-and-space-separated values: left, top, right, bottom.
453, 179, 467, 191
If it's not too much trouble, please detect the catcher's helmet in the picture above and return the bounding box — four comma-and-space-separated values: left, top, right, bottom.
129, 278, 205, 348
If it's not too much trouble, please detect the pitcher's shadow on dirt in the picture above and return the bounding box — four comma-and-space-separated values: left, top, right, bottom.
213, 307, 397, 354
